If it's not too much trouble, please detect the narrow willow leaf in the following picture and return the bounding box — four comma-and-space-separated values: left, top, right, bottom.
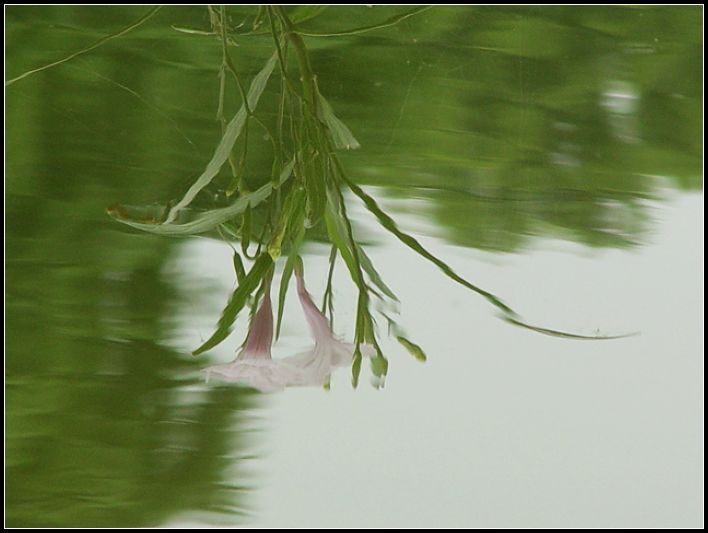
341, 172, 633, 340
503, 317, 640, 340
164, 52, 278, 224
110, 160, 294, 236
397, 335, 427, 362
275, 258, 295, 340
268, 186, 305, 259
171, 25, 216, 36
325, 183, 378, 350
232, 251, 246, 282
370, 354, 389, 377
340, 173, 517, 316
325, 190, 396, 326
240, 205, 252, 256
193, 254, 273, 355
111, 179, 268, 235
323, 197, 360, 289
357, 244, 398, 302
303, 151, 327, 223
275, 227, 304, 340
218, 220, 240, 239
316, 90, 360, 150
242, 49, 281, 115
351, 351, 362, 388
322, 244, 337, 318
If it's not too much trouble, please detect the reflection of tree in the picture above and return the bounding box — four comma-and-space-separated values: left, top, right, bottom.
6, 7, 259, 527
6, 335, 257, 527
7, 6, 700, 254
307, 6, 701, 251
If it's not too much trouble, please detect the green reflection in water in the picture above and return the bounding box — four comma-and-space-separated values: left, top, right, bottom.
5, 4, 702, 527
5, 136, 259, 526
320, 5, 702, 251
5, 225, 259, 526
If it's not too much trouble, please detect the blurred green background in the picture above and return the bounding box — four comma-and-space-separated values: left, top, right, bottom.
5, 5, 702, 527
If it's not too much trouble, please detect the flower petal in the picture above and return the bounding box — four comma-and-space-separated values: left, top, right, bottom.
238, 279, 274, 360
281, 341, 376, 385
204, 359, 302, 393
295, 269, 334, 342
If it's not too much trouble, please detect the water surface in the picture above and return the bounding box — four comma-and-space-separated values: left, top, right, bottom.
5, 5, 703, 527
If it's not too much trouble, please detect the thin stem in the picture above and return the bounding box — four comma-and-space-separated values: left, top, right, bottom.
331, 178, 374, 350
322, 245, 338, 326
6, 6, 162, 87
266, 6, 289, 79
251, 115, 279, 162
215, 8, 242, 180
220, 5, 251, 114
274, 6, 318, 112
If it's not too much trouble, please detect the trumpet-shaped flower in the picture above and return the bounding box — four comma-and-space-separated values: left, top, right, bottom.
281, 269, 374, 385
204, 282, 301, 392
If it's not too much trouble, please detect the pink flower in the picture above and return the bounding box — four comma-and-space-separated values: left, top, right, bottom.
204, 280, 301, 392
204, 265, 374, 391
281, 269, 374, 385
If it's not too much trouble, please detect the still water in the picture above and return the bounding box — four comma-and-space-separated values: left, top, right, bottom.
5, 6, 703, 527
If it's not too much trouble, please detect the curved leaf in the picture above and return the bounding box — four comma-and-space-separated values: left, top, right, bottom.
106, 161, 294, 235
396, 336, 427, 362
193, 253, 273, 355
163, 51, 278, 224
316, 90, 360, 150
109, 160, 294, 236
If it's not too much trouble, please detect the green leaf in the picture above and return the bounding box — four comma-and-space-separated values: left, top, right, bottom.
357, 244, 398, 302
302, 150, 327, 223
340, 172, 517, 316
240, 205, 252, 256
232, 251, 246, 282
275, 226, 305, 340
163, 52, 278, 224
316, 90, 360, 150
109, 160, 294, 236
268, 185, 306, 259
340, 170, 635, 340
321, 244, 337, 319
503, 317, 640, 340
323, 194, 360, 289
193, 254, 273, 355
396, 336, 427, 362
171, 25, 216, 36
323, 191, 348, 253
351, 351, 362, 388
370, 354, 389, 377
324, 182, 378, 348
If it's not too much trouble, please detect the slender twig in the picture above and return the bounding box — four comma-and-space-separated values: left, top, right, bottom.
294, 6, 432, 37
322, 245, 338, 326
274, 6, 317, 112
6, 6, 162, 87
220, 5, 250, 114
